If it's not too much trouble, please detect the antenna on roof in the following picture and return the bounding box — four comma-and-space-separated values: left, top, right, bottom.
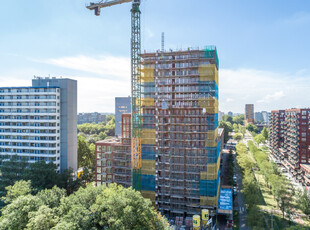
161, 32, 164, 52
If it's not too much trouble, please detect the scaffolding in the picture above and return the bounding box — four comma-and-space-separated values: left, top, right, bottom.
139, 47, 220, 216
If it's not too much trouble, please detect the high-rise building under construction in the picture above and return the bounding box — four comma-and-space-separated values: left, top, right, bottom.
95, 46, 222, 217
139, 46, 221, 216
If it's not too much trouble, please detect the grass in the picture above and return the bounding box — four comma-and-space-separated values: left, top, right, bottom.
255, 172, 277, 210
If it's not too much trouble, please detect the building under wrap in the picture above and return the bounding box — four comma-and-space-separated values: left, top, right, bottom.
139, 46, 221, 217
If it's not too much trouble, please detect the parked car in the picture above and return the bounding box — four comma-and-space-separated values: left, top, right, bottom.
233, 176, 237, 185
233, 187, 237, 195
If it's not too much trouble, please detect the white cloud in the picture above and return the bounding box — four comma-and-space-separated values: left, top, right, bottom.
0, 76, 29, 87
40, 55, 130, 80
257, 91, 285, 103
2, 55, 310, 114
75, 75, 130, 113
219, 68, 310, 113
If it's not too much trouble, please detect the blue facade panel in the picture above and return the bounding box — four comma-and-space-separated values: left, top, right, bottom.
141, 144, 156, 160
141, 174, 155, 191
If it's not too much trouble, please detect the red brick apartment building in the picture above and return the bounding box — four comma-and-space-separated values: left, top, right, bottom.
245, 104, 254, 125
270, 108, 310, 188
95, 114, 132, 187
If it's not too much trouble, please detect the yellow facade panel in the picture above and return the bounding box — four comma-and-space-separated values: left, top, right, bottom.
137, 98, 155, 107
200, 171, 207, 180
198, 97, 219, 114
141, 129, 156, 145
141, 160, 155, 175
207, 128, 218, 140
205, 139, 218, 147
198, 64, 219, 86
141, 190, 156, 202
141, 67, 155, 83
200, 196, 217, 206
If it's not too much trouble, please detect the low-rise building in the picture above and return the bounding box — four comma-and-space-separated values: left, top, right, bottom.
95, 114, 131, 187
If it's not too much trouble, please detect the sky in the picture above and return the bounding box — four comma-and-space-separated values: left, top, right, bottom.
0, 0, 310, 113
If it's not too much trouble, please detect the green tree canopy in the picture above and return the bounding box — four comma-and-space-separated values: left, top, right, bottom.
0, 182, 170, 230
233, 133, 243, 141
221, 114, 233, 123
219, 121, 233, 143
254, 134, 265, 145
246, 123, 259, 133
2, 180, 32, 204
262, 127, 269, 140
232, 115, 244, 125
297, 188, 310, 218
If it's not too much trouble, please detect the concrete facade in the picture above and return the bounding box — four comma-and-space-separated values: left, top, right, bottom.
32, 77, 77, 172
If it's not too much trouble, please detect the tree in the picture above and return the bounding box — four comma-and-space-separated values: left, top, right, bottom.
78, 135, 92, 169
24, 161, 59, 192
219, 121, 233, 143
297, 189, 310, 218
233, 133, 243, 141
0, 157, 76, 201
26, 205, 59, 230
0, 182, 171, 230
2, 180, 32, 204
247, 204, 263, 227
254, 134, 265, 145
246, 123, 259, 133
91, 184, 170, 230
221, 115, 233, 123
0, 155, 27, 197
0, 195, 43, 230
232, 115, 244, 125
36, 186, 66, 209
262, 127, 269, 140
233, 123, 238, 132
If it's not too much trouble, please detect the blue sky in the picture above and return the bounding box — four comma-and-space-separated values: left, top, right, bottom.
1, 0, 310, 113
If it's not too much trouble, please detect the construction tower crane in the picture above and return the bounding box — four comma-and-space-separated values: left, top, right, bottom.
86, 0, 142, 191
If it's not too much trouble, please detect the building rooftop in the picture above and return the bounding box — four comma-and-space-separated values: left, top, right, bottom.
96, 137, 121, 144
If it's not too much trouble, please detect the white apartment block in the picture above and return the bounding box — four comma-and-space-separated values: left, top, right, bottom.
0, 77, 77, 172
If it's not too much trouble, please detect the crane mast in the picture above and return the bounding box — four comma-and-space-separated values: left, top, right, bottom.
87, 0, 142, 191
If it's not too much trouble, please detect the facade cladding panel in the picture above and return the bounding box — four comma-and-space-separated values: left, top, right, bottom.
270, 108, 310, 186
140, 46, 221, 217
0, 77, 77, 172
115, 97, 131, 137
